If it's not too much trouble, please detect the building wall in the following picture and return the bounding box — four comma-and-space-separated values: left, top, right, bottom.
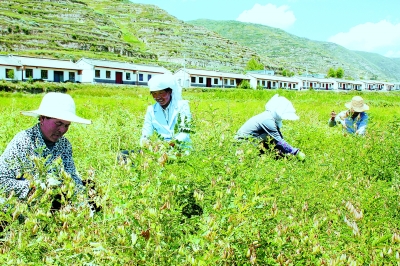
174, 70, 190, 88
21, 67, 80, 82
0, 66, 19, 80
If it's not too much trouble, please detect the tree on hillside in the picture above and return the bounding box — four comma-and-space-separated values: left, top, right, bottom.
327, 67, 336, 78
282, 69, 295, 77
336, 68, 344, 78
245, 57, 264, 71
370, 74, 378, 80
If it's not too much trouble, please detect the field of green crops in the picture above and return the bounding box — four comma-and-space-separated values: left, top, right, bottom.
0, 85, 400, 265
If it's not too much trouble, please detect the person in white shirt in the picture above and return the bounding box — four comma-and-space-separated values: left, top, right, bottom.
140, 74, 192, 149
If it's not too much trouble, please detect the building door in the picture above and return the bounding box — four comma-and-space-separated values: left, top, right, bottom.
54, 71, 64, 82
116, 72, 123, 84
206, 78, 211, 87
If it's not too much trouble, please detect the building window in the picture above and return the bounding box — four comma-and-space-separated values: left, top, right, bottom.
191, 76, 196, 83
5, 69, 14, 79
106, 71, 111, 79
199, 77, 204, 83
148, 74, 152, 81
139, 73, 143, 81
126, 73, 131, 80
262, 81, 265, 86
230, 79, 234, 85
69, 72, 75, 81
213, 78, 218, 85
41, 70, 48, 79
25, 69, 33, 78
95, 70, 100, 78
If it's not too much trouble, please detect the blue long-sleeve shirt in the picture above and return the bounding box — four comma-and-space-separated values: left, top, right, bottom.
328, 111, 368, 135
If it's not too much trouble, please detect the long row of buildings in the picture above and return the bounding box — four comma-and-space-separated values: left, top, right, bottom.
1, 54, 399, 91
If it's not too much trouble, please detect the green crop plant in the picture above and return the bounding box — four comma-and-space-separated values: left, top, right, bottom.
0, 84, 399, 264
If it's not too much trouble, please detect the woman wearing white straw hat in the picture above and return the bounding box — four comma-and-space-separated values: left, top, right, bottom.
234, 94, 306, 161
140, 73, 192, 150
0, 92, 91, 201
329, 95, 369, 135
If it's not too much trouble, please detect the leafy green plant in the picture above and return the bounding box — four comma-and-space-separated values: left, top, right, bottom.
0, 86, 400, 264
237, 80, 251, 90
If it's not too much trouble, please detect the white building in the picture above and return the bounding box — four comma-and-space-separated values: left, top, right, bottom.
1, 55, 82, 82
76, 58, 171, 85
174, 68, 249, 88
333, 79, 363, 91
0, 55, 22, 81
247, 73, 302, 90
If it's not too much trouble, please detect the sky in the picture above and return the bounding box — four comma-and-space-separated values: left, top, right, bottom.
130, 0, 400, 58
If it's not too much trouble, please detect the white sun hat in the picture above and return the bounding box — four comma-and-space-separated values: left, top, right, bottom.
265, 94, 299, 120
21, 92, 91, 124
148, 74, 182, 101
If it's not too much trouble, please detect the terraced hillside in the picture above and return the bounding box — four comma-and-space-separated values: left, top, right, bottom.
0, 0, 259, 72
0, 0, 155, 60
187, 19, 400, 81
0, 0, 399, 80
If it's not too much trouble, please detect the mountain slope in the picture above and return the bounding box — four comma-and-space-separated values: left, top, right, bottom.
0, 0, 259, 72
0, 0, 399, 80
0, 0, 155, 60
187, 19, 400, 81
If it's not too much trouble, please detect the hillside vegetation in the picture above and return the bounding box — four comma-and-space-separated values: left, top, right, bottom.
0, 0, 258, 72
0, 0, 400, 80
188, 19, 400, 81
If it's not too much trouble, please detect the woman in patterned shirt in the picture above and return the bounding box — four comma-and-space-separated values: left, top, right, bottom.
0, 92, 91, 200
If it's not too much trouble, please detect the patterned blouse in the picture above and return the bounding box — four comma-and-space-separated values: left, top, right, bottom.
0, 123, 83, 199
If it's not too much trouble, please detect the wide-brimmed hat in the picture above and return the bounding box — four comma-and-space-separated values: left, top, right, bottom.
345, 96, 369, 112
21, 92, 91, 124
265, 94, 299, 120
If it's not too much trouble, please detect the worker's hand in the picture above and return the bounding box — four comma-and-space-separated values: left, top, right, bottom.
296, 151, 306, 161
330, 110, 336, 120
27, 186, 36, 198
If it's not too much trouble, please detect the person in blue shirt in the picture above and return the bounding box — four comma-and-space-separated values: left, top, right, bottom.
234, 94, 305, 160
329, 96, 369, 135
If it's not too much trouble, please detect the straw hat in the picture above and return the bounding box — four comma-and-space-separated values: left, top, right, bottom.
21, 92, 91, 124
345, 96, 369, 112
